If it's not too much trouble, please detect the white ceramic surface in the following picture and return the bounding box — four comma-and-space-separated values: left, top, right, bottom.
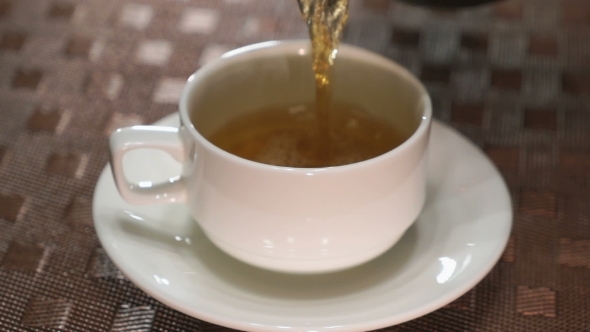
93, 114, 512, 332
108, 41, 432, 273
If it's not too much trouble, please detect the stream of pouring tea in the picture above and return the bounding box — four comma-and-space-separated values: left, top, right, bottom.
297, 0, 349, 158
207, 2, 406, 167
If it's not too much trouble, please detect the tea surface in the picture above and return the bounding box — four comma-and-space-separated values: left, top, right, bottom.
207, 103, 406, 167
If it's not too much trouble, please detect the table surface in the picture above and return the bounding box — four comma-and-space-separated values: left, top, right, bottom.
1, 0, 589, 331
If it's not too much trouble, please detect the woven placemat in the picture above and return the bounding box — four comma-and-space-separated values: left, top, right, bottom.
0, 0, 589, 330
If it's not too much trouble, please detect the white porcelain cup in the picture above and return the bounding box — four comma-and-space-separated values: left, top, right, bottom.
109, 40, 432, 274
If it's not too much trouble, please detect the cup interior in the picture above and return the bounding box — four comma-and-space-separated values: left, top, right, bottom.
183, 41, 429, 150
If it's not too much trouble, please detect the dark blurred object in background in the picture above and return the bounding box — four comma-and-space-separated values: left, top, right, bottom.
399, 0, 497, 8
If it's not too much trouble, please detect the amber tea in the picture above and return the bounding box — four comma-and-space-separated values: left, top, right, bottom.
203, 0, 404, 168
207, 103, 406, 168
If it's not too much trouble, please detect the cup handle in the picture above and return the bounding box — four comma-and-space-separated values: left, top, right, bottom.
109, 125, 187, 205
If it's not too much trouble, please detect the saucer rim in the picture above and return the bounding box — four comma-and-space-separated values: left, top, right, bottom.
93, 113, 512, 332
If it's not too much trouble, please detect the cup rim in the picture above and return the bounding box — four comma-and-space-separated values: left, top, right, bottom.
179, 40, 432, 173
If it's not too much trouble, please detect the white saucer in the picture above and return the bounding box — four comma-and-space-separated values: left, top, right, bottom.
93, 114, 512, 332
